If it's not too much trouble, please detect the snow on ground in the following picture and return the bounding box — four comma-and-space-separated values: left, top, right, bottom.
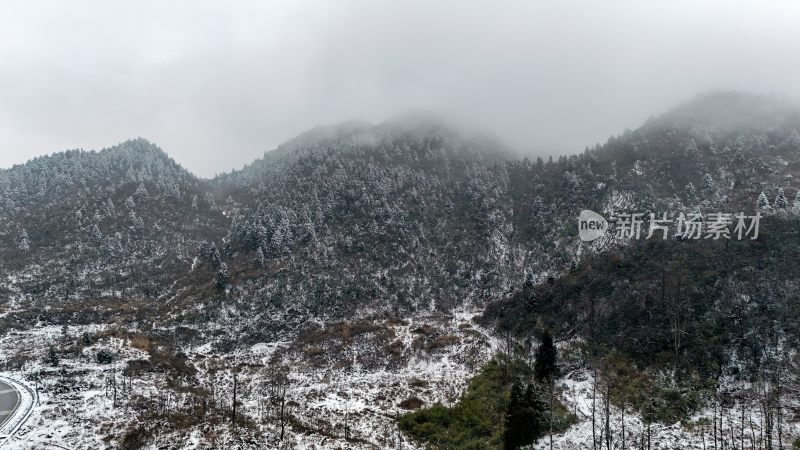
1, 313, 797, 449
532, 369, 800, 450
0, 307, 498, 449
174, 306, 499, 449
0, 324, 151, 449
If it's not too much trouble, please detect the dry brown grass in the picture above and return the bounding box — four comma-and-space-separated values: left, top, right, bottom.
128, 333, 152, 352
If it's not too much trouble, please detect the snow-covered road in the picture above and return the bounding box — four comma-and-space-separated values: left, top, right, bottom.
0, 375, 37, 448
0, 380, 20, 431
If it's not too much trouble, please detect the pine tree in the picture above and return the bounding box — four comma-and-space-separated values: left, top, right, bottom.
504, 383, 547, 449
211, 243, 222, 268
255, 247, 266, 267
685, 182, 697, 202
775, 188, 788, 209
631, 160, 643, 176
222, 238, 234, 258
793, 191, 800, 214
105, 198, 116, 218
128, 210, 144, 232
685, 138, 699, 157
46, 346, 59, 367
703, 173, 714, 192
134, 183, 149, 199
216, 263, 230, 289
125, 196, 136, 210
534, 330, 558, 383
91, 224, 103, 241
204, 192, 217, 209
18, 228, 30, 252
758, 192, 770, 210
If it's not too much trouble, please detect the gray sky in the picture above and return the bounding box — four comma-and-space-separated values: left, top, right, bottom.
1, 0, 799, 178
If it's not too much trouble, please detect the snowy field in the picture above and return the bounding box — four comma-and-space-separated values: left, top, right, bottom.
0, 308, 498, 449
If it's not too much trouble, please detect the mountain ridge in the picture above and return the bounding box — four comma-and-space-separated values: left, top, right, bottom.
3, 91, 798, 183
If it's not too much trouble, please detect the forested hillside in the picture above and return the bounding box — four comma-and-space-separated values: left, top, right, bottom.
1, 92, 800, 449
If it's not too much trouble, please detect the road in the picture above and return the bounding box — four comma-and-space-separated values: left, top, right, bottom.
0, 379, 20, 432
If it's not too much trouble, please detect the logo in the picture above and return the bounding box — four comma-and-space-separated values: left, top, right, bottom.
577, 209, 761, 242
578, 209, 608, 242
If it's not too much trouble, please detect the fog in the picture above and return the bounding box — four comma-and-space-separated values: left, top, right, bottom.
1, 0, 798, 177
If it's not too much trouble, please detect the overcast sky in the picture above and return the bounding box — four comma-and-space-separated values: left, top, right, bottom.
1, 0, 798, 177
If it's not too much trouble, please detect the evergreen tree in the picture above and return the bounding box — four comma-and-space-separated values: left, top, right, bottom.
91, 223, 103, 241
134, 183, 149, 199
775, 187, 788, 209
216, 263, 230, 289
46, 346, 59, 367
534, 330, 558, 383
685, 138, 699, 157
105, 198, 116, 218
794, 191, 800, 214
758, 191, 770, 210
204, 192, 217, 209
255, 247, 266, 267
18, 228, 30, 252
631, 160, 643, 176
702, 173, 714, 192
222, 238, 234, 258
96, 349, 114, 364
684, 182, 697, 202
211, 243, 222, 268
504, 383, 547, 449
128, 210, 144, 233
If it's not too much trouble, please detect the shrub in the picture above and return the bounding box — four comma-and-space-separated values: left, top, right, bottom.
96, 349, 114, 365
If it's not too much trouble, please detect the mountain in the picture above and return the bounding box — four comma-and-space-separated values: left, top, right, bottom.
0, 138, 228, 326
2, 92, 800, 449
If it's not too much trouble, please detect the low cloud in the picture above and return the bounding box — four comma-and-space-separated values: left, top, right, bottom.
1, 0, 798, 177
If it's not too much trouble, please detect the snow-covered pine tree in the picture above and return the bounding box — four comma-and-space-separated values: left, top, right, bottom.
211, 243, 222, 267
255, 247, 266, 267
255, 224, 269, 250
204, 192, 217, 209
125, 196, 136, 210
631, 160, 643, 176
758, 192, 770, 210
794, 191, 800, 214
128, 210, 144, 233
685, 138, 699, 157
685, 182, 697, 202
91, 223, 103, 241
18, 228, 30, 252
775, 187, 788, 209
134, 183, 149, 200
222, 238, 234, 258
216, 263, 229, 289
702, 173, 714, 192
105, 198, 116, 218
270, 226, 285, 255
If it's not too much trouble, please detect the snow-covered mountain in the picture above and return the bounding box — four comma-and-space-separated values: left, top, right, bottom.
2, 92, 800, 449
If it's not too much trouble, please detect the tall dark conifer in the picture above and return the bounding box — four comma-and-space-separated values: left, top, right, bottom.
534, 330, 558, 383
